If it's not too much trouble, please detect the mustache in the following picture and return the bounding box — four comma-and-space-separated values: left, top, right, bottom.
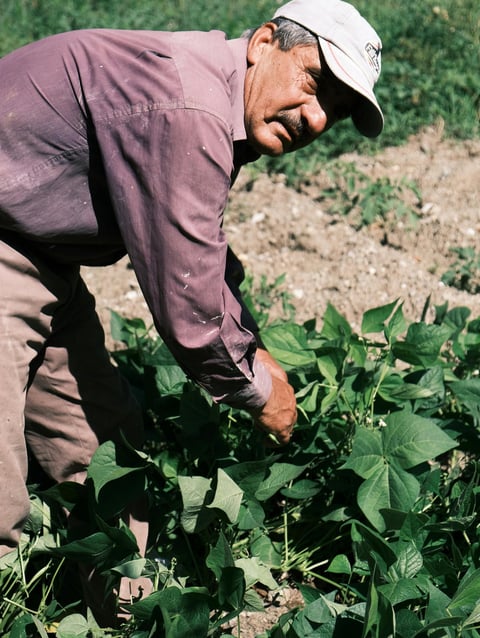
277, 112, 306, 143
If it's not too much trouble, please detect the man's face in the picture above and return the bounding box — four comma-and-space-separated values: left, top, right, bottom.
244, 23, 357, 156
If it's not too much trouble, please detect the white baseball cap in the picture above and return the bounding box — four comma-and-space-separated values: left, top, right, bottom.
273, 0, 384, 137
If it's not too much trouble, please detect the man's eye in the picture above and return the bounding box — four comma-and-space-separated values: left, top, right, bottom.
309, 72, 323, 89
313, 80, 329, 98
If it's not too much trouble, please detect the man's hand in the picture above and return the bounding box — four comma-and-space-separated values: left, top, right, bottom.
255, 347, 288, 382
252, 349, 297, 445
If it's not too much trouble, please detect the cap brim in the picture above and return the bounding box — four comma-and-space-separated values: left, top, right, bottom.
319, 38, 384, 138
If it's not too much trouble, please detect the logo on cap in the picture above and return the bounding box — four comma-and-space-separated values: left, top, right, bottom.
364, 42, 381, 76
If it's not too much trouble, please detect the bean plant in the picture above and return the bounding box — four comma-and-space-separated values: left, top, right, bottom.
442, 247, 480, 295
2, 284, 480, 638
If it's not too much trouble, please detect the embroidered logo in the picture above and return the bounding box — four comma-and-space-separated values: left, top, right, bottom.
365, 41, 381, 75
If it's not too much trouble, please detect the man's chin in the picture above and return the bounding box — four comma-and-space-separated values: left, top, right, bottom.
247, 133, 289, 157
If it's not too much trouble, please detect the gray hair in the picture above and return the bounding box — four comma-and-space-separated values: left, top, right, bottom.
243, 17, 317, 51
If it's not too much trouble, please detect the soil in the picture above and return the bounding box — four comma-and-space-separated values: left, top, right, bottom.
81, 127, 480, 636
83, 127, 480, 344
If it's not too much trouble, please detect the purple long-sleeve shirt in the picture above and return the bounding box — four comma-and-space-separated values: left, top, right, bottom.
0, 28, 272, 409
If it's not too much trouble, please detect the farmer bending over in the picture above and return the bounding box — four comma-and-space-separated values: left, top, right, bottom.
0, 0, 383, 623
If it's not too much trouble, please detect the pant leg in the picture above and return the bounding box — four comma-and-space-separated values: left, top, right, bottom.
0, 236, 72, 556
0, 235, 145, 557
0, 236, 151, 627
24, 273, 143, 484
23, 264, 151, 623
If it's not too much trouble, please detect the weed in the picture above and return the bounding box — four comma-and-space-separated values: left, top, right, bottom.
318, 161, 421, 228
442, 246, 480, 294
240, 272, 296, 329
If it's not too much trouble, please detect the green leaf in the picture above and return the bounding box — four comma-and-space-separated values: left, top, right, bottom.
302, 595, 334, 624
420, 615, 463, 634
153, 362, 187, 395
326, 554, 352, 575
56, 614, 90, 638
448, 568, 480, 613
178, 469, 242, 532
388, 543, 423, 580
10, 615, 49, 638
449, 378, 480, 425
298, 583, 323, 605
382, 410, 457, 469
316, 346, 346, 385
425, 583, 453, 625
385, 302, 407, 341
361, 300, 399, 334
464, 600, 480, 628
395, 609, 424, 638
351, 521, 397, 570
178, 475, 213, 533
296, 380, 320, 412
416, 365, 446, 399
281, 479, 321, 499
261, 323, 316, 369
243, 588, 265, 612
9, 614, 32, 638
341, 428, 384, 479
129, 587, 211, 636
322, 303, 353, 340
343, 412, 456, 530
235, 556, 277, 590
111, 558, 147, 579
87, 441, 147, 500
237, 497, 265, 530
41, 481, 85, 511
207, 469, 243, 524
110, 310, 147, 347
206, 531, 235, 581
378, 578, 422, 606
53, 532, 114, 565
363, 568, 395, 638
224, 459, 271, 496
255, 461, 309, 501
217, 566, 245, 612
444, 306, 471, 334
356, 462, 420, 530
392, 322, 452, 366
250, 532, 283, 569
382, 382, 435, 401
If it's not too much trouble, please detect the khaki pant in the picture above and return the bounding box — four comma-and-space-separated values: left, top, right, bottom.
0, 234, 144, 555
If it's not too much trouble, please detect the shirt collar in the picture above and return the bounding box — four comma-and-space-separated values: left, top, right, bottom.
226, 37, 250, 142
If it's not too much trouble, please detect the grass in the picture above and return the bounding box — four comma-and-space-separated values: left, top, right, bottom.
2, 0, 478, 175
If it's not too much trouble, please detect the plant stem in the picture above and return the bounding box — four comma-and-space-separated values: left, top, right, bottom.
2, 597, 37, 614
283, 498, 289, 570
41, 557, 65, 608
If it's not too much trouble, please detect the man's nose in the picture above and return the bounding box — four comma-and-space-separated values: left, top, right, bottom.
301, 99, 328, 137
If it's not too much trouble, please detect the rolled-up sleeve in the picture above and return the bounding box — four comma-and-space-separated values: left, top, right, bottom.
95, 105, 272, 409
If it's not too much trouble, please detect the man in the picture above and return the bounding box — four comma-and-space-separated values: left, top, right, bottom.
0, 0, 382, 615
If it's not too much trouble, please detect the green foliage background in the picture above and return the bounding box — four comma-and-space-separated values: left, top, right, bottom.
2, 0, 479, 173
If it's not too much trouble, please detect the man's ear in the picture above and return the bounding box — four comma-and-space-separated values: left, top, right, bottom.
246, 22, 277, 65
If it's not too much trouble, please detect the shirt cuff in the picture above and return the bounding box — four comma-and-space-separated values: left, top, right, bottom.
213, 356, 272, 411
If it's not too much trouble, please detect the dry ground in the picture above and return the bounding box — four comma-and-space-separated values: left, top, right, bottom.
84, 127, 480, 342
